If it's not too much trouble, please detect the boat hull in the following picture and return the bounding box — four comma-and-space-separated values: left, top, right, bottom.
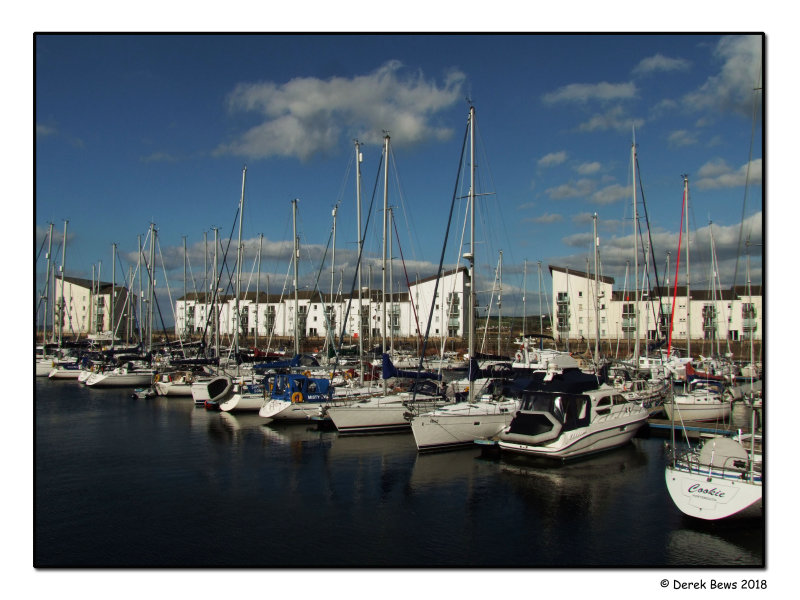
411, 400, 519, 451
85, 371, 155, 387
665, 465, 762, 520
219, 393, 266, 413
259, 399, 323, 420
664, 400, 731, 422
496, 413, 648, 460
326, 403, 411, 433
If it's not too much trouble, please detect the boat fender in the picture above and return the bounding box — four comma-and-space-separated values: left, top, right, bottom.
291, 392, 303, 404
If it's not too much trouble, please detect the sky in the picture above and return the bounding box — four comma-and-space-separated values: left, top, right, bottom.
34, 33, 763, 325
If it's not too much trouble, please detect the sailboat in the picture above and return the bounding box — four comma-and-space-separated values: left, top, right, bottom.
410, 105, 520, 451
665, 409, 762, 519
323, 134, 449, 432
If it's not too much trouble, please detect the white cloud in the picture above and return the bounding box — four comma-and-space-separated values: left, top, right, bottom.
527, 213, 564, 224
542, 81, 638, 104
538, 151, 567, 168
577, 105, 644, 133
667, 129, 698, 147
695, 158, 762, 189
682, 35, 762, 117
632, 53, 691, 76
575, 161, 601, 175
591, 183, 630, 205
546, 178, 596, 200
215, 61, 466, 160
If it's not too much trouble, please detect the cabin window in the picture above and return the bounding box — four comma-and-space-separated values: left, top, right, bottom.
612, 395, 627, 406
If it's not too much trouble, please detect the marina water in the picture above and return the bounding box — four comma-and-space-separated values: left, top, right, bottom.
35, 377, 764, 567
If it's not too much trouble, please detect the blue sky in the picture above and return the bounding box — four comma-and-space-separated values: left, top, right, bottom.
35, 33, 763, 322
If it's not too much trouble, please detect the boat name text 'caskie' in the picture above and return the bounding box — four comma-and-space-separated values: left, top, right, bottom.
688, 483, 726, 498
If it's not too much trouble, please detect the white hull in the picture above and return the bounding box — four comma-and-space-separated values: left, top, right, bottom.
85, 370, 155, 387
326, 400, 411, 433
665, 464, 762, 520
411, 399, 519, 451
153, 382, 194, 396
219, 393, 266, 413
259, 399, 322, 421
48, 366, 82, 379
664, 400, 731, 422
36, 359, 55, 377
497, 412, 648, 460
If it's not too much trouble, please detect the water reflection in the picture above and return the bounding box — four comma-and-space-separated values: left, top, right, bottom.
666, 526, 764, 566
496, 442, 650, 522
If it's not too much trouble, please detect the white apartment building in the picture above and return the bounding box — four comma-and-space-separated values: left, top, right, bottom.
175, 267, 470, 343
549, 265, 762, 345
41, 276, 132, 341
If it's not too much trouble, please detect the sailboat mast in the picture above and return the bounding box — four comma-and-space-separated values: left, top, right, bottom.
331, 205, 337, 351
389, 206, 394, 357
537, 261, 543, 349
148, 223, 156, 354
137, 234, 143, 346
498, 250, 503, 356
522, 259, 527, 340
467, 105, 476, 404
593, 213, 600, 361
235, 166, 247, 374
182, 236, 187, 340
212, 227, 219, 360
381, 133, 390, 394
631, 134, 640, 363
58, 219, 68, 348
112, 243, 116, 349
684, 175, 691, 358
292, 199, 300, 356
256, 233, 263, 349
43, 223, 54, 344
355, 140, 364, 385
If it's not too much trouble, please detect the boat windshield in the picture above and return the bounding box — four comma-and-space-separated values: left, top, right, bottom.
519, 392, 590, 430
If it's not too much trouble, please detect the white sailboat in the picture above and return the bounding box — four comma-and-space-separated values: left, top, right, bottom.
663, 379, 731, 422
411, 105, 522, 451
665, 411, 762, 520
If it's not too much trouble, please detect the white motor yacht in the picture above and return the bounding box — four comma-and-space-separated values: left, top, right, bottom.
494, 388, 649, 460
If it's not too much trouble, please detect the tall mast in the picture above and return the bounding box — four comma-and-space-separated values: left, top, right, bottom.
292, 198, 300, 356
256, 233, 263, 349
137, 234, 143, 346
631, 132, 640, 363
42, 223, 54, 344
381, 133, 390, 395
330, 205, 337, 352
537, 261, 543, 349
593, 213, 600, 361
111, 243, 116, 350
182, 236, 187, 340
90, 265, 95, 335
389, 206, 395, 357
355, 140, 364, 385
467, 105, 476, 403
684, 175, 691, 358
522, 259, 527, 340
498, 250, 503, 356
235, 166, 247, 374
58, 219, 68, 348
204, 230, 208, 348
148, 223, 156, 354
212, 227, 219, 360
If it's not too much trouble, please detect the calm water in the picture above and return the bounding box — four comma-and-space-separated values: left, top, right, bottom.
34, 378, 764, 568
